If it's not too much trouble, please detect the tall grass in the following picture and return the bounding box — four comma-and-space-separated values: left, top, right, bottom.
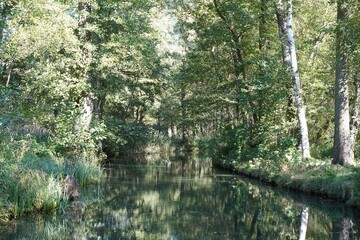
72, 158, 103, 186
0, 149, 103, 221
0, 117, 105, 222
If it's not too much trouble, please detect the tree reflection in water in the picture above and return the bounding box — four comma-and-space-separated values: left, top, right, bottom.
1, 155, 360, 240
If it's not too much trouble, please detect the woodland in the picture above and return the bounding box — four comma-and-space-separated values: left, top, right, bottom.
1, 0, 360, 220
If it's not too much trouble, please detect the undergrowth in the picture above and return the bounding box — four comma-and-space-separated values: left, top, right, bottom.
215, 155, 360, 206
0, 142, 103, 223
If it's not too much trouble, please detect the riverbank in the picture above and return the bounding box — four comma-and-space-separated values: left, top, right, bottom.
0, 154, 103, 223
214, 157, 360, 207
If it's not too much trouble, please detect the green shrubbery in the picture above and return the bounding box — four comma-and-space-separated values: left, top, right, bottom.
209, 124, 360, 206
214, 144, 360, 206
0, 127, 103, 222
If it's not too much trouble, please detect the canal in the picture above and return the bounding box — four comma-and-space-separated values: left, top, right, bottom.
1, 155, 359, 239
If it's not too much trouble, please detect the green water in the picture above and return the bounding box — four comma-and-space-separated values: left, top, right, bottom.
1, 156, 359, 239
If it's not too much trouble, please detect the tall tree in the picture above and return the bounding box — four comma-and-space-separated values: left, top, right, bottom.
333, 0, 354, 165
286, 0, 311, 158
275, 0, 311, 158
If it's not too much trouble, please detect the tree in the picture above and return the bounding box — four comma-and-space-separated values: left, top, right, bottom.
75, 1, 94, 133
274, 0, 311, 158
0, 0, 17, 85
333, 0, 354, 166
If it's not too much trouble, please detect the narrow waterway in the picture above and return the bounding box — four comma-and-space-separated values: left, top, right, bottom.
1, 155, 359, 239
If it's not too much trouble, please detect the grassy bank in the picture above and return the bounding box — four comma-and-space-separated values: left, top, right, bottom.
0, 150, 103, 223
214, 156, 360, 206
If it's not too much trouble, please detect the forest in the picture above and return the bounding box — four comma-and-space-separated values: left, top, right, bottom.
1, 0, 360, 223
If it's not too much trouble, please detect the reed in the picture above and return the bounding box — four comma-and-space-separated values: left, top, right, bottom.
0, 151, 103, 221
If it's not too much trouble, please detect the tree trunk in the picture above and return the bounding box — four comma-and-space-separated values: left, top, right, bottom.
0, 2, 11, 43
94, 95, 106, 121
211, 46, 222, 82
179, 25, 191, 151
75, 96, 93, 132
333, 0, 354, 166
0, 3, 10, 84
5, 61, 12, 87
350, 73, 360, 156
181, 86, 190, 150
75, 2, 94, 132
286, 0, 311, 158
274, 0, 291, 67
274, 0, 296, 132
257, 0, 269, 123
259, 0, 267, 54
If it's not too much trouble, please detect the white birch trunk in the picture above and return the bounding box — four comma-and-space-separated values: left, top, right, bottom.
286, 0, 311, 158
275, 0, 291, 67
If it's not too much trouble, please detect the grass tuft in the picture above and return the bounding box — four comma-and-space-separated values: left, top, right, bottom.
0, 151, 103, 222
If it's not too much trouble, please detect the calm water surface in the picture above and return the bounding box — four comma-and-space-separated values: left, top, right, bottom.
1, 155, 360, 239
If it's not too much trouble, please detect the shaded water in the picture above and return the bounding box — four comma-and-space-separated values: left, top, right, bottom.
1, 155, 360, 239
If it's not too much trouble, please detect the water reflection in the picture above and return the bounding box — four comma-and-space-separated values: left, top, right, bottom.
1, 155, 360, 239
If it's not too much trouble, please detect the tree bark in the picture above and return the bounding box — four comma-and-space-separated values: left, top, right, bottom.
75, 96, 93, 131
274, 0, 296, 129
75, 2, 94, 132
181, 86, 190, 150
5, 61, 12, 87
350, 73, 360, 152
286, 0, 311, 158
333, 0, 354, 166
257, 0, 269, 122
274, 0, 311, 158
274, 0, 291, 67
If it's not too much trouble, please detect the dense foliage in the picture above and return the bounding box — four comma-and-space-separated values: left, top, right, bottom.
159, 0, 360, 165
2, 0, 360, 221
